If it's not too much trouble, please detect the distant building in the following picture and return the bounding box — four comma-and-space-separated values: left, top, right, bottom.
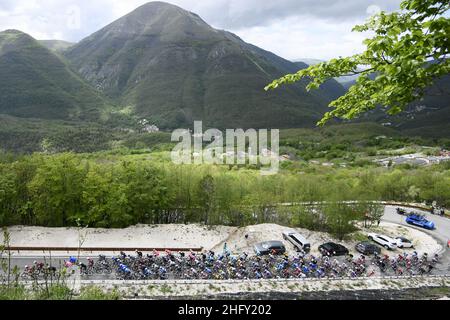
142, 125, 160, 133
375, 152, 450, 167
138, 119, 160, 133
440, 149, 450, 157
322, 162, 334, 167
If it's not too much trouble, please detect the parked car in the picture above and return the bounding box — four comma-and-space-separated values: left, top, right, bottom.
282, 231, 311, 252
368, 233, 397, 250
395, 237, 413, 249
396, 208, 407, 215
406, 214, 436, 230
318, 242, 349, 256
254, 241, 286, 256
355, 241, 382, 255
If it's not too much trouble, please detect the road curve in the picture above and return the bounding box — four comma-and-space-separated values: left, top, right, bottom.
3, 205, 449, 279
383, 205, 449, 273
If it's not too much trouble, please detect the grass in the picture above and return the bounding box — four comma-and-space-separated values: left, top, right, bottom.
287, 284, 296, 291
427, 286, 450, 296
0, 285, 28, 300
208, 284, 221, 292
159, 284, 173, 294
0, 283, 122, 300
350, 232, 368, 242
78, 286, 121, 300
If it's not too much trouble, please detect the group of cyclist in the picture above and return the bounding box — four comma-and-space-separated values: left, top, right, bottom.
94, 248, 440, 281
21, 261, 57, 279
19, 248, 441, 281
371, 251, 440, 275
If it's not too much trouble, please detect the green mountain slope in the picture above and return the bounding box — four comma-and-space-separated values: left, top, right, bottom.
0, 30, 113, 121
292, 61, 347, 101
298, 55, 449, 138
343, 73, 450, 137
39, 40, 75, 53
65, 1, 345, 129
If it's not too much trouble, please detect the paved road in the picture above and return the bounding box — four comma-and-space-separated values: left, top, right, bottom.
2, 205, 449, 279
384, 206, 450, 250
383, 205, 449, 273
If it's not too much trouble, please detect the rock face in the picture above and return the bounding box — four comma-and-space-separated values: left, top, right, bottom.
0, 29, 112, 121
65, 1, 346, 129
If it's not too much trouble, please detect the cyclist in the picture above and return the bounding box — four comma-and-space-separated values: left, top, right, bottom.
24, 265, 34, 275
263, 268, 272, 279
159, 266, 167, 274
143, 267, 152, 278
79, 262, 88, 274
432, 254, 440, 264
302, 265, 309, 275
34, 260, 45, 271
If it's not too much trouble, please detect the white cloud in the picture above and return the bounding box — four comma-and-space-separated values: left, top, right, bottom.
0, 0, 403, 60
232, 16, 370, 61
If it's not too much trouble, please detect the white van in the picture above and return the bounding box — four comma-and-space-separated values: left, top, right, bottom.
282, 231, 311, 252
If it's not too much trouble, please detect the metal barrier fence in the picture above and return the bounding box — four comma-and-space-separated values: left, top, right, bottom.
5, 246, 204, 253
278, 201, 449, 217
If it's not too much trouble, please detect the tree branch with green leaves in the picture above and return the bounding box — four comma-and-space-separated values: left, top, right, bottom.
265, 0, 450, 126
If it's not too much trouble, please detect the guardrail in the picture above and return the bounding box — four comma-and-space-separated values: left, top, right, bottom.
383, 202, 449, 217
5, 246, 204, 253
276, 201, 449, 218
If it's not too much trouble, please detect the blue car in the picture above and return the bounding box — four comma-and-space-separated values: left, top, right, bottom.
406, 214, 435, 230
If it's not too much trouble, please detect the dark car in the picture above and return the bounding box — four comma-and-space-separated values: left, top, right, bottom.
355, 241, 382, 255
318, 242, 349, 256
396, 208, 407, 215
254, 241, 286, 256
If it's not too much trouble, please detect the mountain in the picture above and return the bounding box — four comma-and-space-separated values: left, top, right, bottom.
65, 1, 345, 129
341, 73, 450, 137
39, 40, 75, 53
292, 61, 347, 101
0, 30, 113, 121
294, 60, 362, 86
295, 58, 323, 66
372, 75, 450, 137
295, 57, 449, 137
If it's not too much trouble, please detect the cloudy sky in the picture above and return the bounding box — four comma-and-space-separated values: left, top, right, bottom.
0, 0, 404, 60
